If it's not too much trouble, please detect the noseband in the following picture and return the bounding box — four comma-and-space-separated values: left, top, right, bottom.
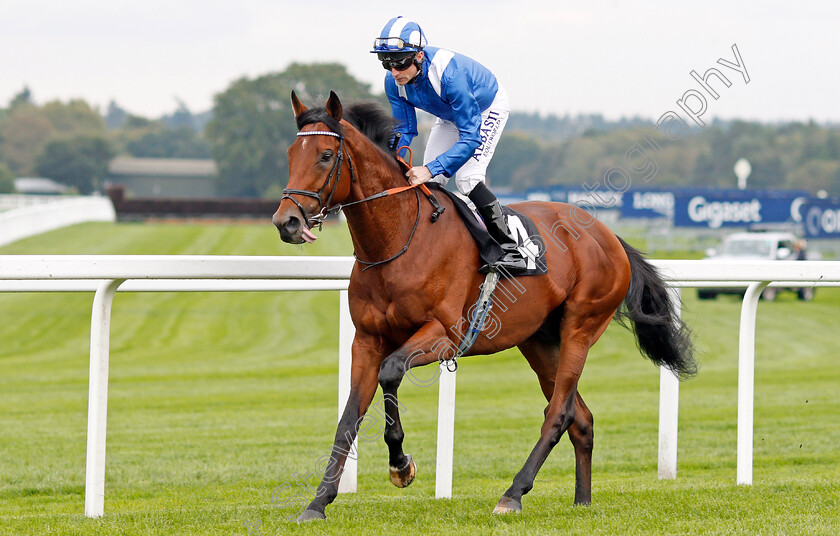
281, 129, 355, 230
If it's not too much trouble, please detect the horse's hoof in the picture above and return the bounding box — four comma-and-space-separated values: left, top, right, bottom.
389, 455, 417, 488
296, 509, 326, 523
492, 496, 522, 514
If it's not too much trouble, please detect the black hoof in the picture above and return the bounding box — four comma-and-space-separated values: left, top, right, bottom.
296, 509, 326, 523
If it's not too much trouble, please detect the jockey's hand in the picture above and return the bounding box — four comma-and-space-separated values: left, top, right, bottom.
406, 166, 432, 186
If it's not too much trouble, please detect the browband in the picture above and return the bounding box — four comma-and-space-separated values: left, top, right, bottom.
297, 131, 342, 138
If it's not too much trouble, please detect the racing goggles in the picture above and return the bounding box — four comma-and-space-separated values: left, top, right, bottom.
373, 36, 420, 52
379, 53, 416, 71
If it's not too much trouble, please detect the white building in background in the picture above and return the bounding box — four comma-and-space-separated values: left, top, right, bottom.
106, 157, 218, 199
14, 177, 69, 195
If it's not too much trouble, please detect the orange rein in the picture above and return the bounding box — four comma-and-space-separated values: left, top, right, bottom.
396, 147, 438, 199
337, 146, 428, 210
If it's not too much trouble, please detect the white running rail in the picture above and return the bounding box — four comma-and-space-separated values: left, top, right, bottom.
1, 256, 838, 517
0, 196, 116, 247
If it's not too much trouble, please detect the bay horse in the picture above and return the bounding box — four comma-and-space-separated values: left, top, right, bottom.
272, 91, 695, 522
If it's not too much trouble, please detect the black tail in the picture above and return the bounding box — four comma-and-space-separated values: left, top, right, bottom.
616, 238, 697, 380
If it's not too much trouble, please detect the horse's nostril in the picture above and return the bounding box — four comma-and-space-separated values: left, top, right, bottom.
284, 216, 302, 233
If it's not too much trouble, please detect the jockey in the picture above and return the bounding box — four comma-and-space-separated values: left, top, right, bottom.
372, 16, 527, 274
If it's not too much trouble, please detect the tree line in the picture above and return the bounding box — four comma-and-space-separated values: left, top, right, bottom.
494, 118, 840, 195
2, 64, 840, 197
0, 87, 209, 194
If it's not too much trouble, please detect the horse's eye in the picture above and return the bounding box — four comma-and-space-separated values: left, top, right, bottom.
320, 151, 334, 163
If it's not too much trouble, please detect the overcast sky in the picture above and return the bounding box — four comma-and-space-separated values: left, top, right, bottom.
2, 0, 839, 123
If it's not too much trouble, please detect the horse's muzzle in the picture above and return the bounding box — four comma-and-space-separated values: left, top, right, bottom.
272, 208, 306, 244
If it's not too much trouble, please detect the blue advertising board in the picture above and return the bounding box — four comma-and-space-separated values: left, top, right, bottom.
802, 200, 840, 238
673, 191, 810, 228
519, 185, 816, 228
620, 190, 675, 219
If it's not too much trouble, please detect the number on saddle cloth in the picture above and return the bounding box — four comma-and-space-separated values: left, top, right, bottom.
501, 210, 545, 274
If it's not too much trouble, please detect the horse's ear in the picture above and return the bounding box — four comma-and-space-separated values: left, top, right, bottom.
326, 91, 343, 122
291, 91, 307, 117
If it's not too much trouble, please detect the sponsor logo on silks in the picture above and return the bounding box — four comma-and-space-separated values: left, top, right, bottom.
472, 110, 502, 161
687, 196, 762, 228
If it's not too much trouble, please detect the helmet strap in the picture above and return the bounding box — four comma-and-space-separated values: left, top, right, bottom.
409, 52, 425, 83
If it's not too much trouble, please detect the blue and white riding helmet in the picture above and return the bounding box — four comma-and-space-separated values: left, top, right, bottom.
371, 16, 427, 57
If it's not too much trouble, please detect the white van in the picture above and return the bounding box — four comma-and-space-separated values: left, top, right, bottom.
697, 231, 815, 301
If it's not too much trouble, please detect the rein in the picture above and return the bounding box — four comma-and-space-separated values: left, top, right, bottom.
355, 188, 422, 271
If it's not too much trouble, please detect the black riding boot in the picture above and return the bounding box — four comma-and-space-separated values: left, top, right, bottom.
467, 183, 528, 274
476, 201, 529, 274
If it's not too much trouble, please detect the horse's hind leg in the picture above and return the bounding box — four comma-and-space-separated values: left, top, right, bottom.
520, 340, 594, 507
568, 392, 593, 505
378, 354, 416, 487
496, 311, 612, 514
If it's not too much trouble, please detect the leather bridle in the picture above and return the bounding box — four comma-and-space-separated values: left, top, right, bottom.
281, 127, 427, 270
281, 129, 355, 230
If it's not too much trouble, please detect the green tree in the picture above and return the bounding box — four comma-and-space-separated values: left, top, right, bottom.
0, 106, 56, 175
786, 160, 840, 195
125, 127, 211, 158
104, 100, 129, 130
111, 114, 163, 154
42, 99, 106, 135
487, 132, 543, 188
207, 63, 380, 197
0, 98, 107, 176
110, 110, 211, 159
34, 135, 116, 194
473, 117, 840, 196
0, 162, 15, 193
9, 86, 33, 110
123, 115, 157, 129
162, 99, 198, 130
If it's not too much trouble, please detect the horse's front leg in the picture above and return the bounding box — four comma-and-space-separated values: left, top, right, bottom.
378, 321, 448, 488
297, 334, 382, 522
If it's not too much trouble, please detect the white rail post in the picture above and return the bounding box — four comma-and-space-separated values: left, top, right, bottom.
435, 366, 456, 498
84, 278, 124, 518
337, 289, 357, 493
657, 286, 682, 479
736, 281, 768, 485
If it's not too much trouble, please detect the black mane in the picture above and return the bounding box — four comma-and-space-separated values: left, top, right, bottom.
296, 101, 397, 152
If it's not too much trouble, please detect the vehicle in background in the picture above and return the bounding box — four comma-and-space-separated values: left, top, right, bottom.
697, 231, 816, 301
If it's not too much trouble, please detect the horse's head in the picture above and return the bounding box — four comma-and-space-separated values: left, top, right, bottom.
273, 91, 354, 244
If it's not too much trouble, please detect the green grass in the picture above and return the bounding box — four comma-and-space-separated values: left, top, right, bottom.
1, 221, 838, 535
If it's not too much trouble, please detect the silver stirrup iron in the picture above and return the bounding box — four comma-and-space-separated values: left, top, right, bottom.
441, 271, 500, 372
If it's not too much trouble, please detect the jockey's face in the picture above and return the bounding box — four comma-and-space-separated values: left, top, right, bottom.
390, 51, 423, 86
